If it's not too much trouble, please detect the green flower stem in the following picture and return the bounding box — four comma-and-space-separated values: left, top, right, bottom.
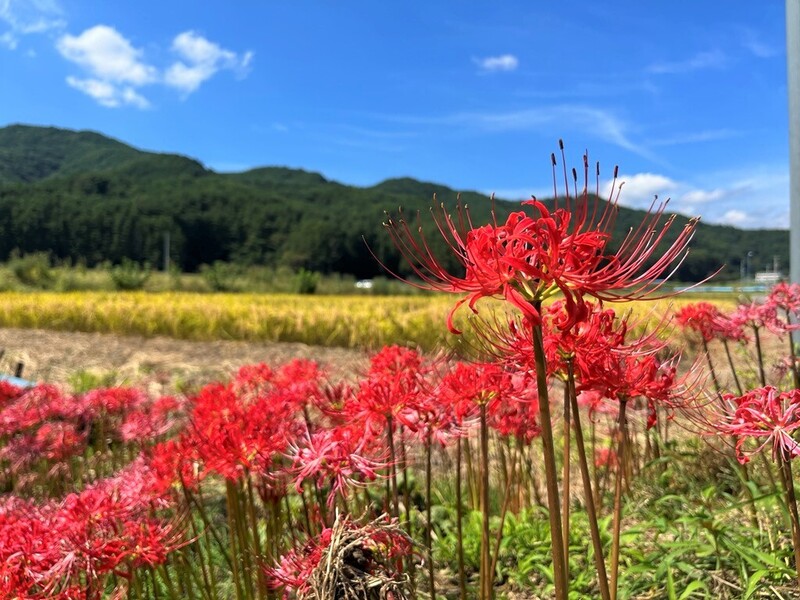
530, 308, 568, 600
609, 397, 628, 600
567, 363, 611, 600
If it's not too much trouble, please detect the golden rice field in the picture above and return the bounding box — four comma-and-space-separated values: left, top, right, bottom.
0, 291, 737, 351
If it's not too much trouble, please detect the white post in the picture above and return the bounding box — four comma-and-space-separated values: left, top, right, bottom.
789, 0, 800, 287
789, 0, 800, 348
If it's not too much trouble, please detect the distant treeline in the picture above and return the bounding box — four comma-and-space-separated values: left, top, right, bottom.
0, 124, 788, 282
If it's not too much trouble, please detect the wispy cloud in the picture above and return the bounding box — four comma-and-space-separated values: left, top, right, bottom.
0, 0, 65, 49
647, 49, 727, 74
164, 31, 253, 95
473, 54, 518, 73
739, 27, 779, 58
379, 104, 660, 162
485, 186, 555, 202
56, 25, 253, 108
650, 128, 740, 146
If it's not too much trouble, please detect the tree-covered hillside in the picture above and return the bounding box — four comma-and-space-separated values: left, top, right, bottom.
0, 124, 788, 281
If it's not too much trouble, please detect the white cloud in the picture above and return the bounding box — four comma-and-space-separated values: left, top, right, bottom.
0, 0, 65, 49
474, 53, 518, 72
720, 209, 749, 225
65, 76, 148, 109
603, 173, 679, 207
597, 166, 789, 229
57, 25, 156, 85
647, 49, 727, 74
56, 26, 252, 108
681, 188, 726, 204
57, 25, 156, 108
164, 30, 253, 94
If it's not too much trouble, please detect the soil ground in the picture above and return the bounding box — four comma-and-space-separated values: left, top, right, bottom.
0, 327, 367, 390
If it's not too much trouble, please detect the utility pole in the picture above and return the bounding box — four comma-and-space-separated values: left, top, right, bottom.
163, 231, 170, 272
790, 0, 800, 285
788, 0, 800, 343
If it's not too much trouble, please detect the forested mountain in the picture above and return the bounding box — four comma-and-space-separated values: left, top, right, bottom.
0, 124, 788, 281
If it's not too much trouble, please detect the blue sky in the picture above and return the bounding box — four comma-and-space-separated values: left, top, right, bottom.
0, 1, 791, 229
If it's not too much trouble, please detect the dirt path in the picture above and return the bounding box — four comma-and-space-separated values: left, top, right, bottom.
0, 327, 367, 389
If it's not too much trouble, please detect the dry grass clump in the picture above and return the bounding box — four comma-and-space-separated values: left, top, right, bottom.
302, 515, 412, 600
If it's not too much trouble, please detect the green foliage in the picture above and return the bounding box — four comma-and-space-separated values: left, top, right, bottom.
9, 250, 54, 289
0, 125, 788, 282
200, 261, 242, 292
67, 369, 119, 393
109, 258, 151, 290
295, 268, 320, 294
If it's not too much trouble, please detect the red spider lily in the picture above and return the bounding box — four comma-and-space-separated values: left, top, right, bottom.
730, 301, 797, 337
0, 384, 78, 436
119, 395, 185, 443
286, 423, 388, 508
267, 539, 327, 596
189, 381, 299, 481
272, 359, 326, 407
580, 344, 680, 429
81, 387, 149, 418
0, 421, 88, 478
674, 302, 730, 343
437, 361, 507, 422
345, 346, 428, 434
577, 389, 613, 416
542, 300, 628, 380
0, 380, 24, 407
0, 459, 182, 598
489, 370, 542, 443
379, 146, 702, 333
714, 386, 800, 464
232, 362, 274, 395
233, 359, 325, 412
147, 436, 203, 492
594, 446, 619, 470
768, 282, 800, 314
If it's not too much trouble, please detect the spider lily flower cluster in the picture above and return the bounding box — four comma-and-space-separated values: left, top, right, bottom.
382, 147, 700, 333
376, 144, 709, 600
673, 284, 800, 588
7, 145, 800, 598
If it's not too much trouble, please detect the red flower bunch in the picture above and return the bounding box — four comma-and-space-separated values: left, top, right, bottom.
0, 458, 182, 598
119, 394, 185, 443
188, 380, 299, 481
715, 386, 800, 464
287, 422, 388, 508
489, 370, 541, 443
768, 282, 800, 314
730, 301, 796, 337
381, 148, 701, 332
674, 302, 730, 343
346, 346, 428, 434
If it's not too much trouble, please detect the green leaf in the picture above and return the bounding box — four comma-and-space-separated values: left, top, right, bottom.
678, 580, 708, 599
743, 569, 769, 599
